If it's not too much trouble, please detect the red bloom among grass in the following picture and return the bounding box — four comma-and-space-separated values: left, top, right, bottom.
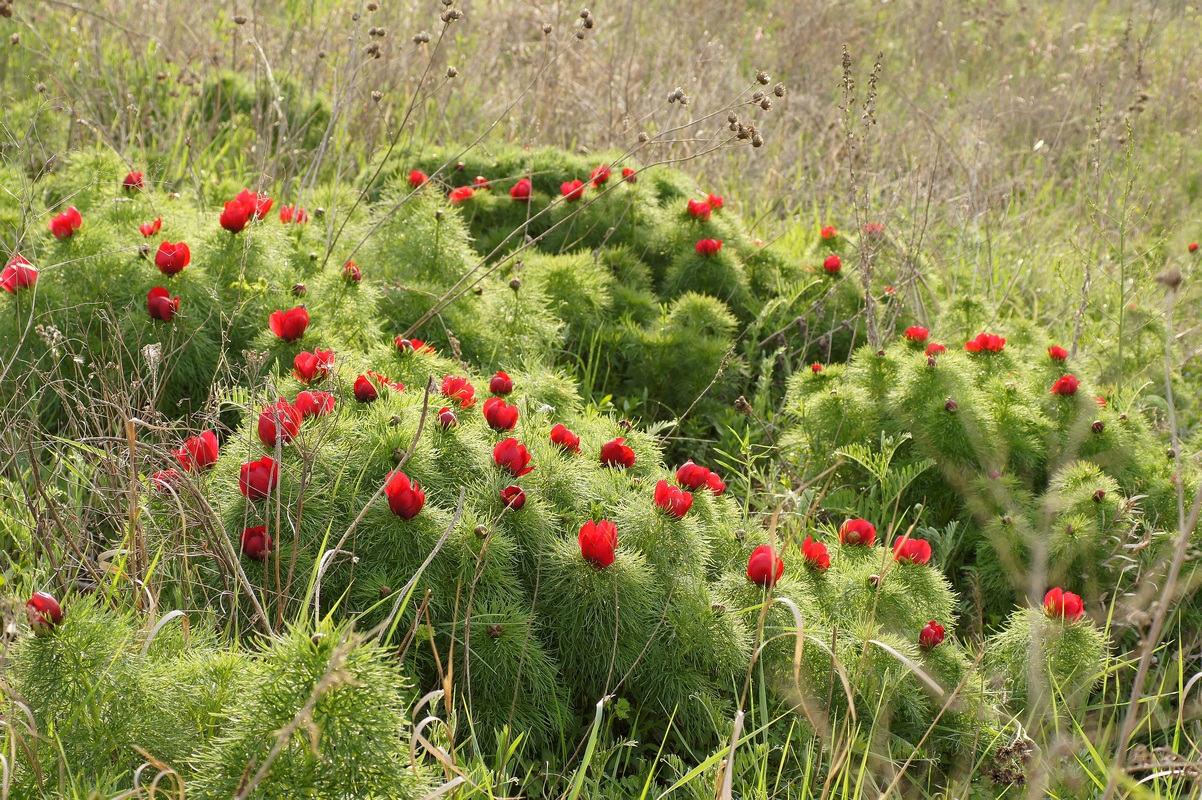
839, 518, 876, 546
1, 255, 37, 293
155, 241, 191, 275
653, 480, 692, 518
578, 520, 617, 568
862, 222, 885, 237
279, 205, 309, 224
354, 375, 378, 403
964, 332, 1006, 353
151, 469, 183, 492
49, 207, 82, 239
395, 337, 433, 355
675, 459, 724, 494
441, 375, 476, 408
123, 171, 144, 192
292, 349, 335, 384
367, 370, 404, 392
220, 200, 250, 233
1050, 375, 1080, 396
500, 485, 526, 510
707, 193, 724, 210
621, 167, 637, 183
600, 437, 636, 468
811, 363, 823, 373
384, 470, 425, 519
494, 437, 535, 476
823, 254, 841, 274
687, 198, 712, 221
1048, 345, 1069, 361
904, 326, 929, 344
473, 175, 491, 190
919, 621, 945, 650
892, 536, 932, 565
489, 371, 513, 395
26, 591, 63, 634
483, 397, 519, 430
448, 186, 474, 205
174, 430, 219, 472
294, 390, 335, 418
746, 545, 783, 587
343, 261, 361, 282
139, 217, 162, 237
147, 287, 180, 321
240, 526, 273, 561
590, 165, 611, 187
550, 423, 581, 453
235, 189, 273, 219
925, 342, 947, 356
438, 407, 458, 428
561, 179, 585, 201
510, 178, 532, 202
239, 456, 279, 500
820, 225, 837, 240
408, 170, 428, 188
269, 307, 310, 341
695, 238, 722, 257
257, 399, 304, 447
801, 536, 830, 571
1044, 587, 1084, 622
1190, 242, 1199, 253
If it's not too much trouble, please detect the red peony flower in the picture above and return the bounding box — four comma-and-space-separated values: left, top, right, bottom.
964, 332, 1006, 353
590, 165, 611, 186
1096, 396, 1107, 407
483, 397, 520, 430
839, 518, 876, 547
448, 186, 474, 205
706, 471, 726, 495
676, 460, 711, 489
239, 456, 279, 500
654, 479, 693, 518
820, 225, 837, 240
823, 254, 841, 274
123, 171, 144, 192
919, 621, 945, 650
472, 175, 491, 190
811, 363, 824, 373
746, 545, 783, 587
489, 371, 513, 395
441, 375, 476, 408
1048, 345, 1068, 361
294, 390, 335, 418
174, 430, 219, 472
269, 307, 310, 342
862, 222, 885, 237
384, 470, 425, 520
408, 170, 428, 188
394, 337, 433, 355
494, 437, 535, 476
687, 198, 712, 221
904, 326, 929, 344
344, 261, 361, 282
1190, 242, 1199, 253
147, 287, 180, 321
578, 519, 617, 568
257, 399, 304, 447
240, 525, 273, 561
510, 178, 532, 202
621, 167, 637, 183
279, 205, 309, 225
139, 217, 162, 237
561, 179, 585, 202
49, 206, 82, 239
550, 423, 581, 453
925, 342, 947, 356
1043, 587, 1084, 622
292, 349, 335, 384
1050, 375, 1080, 396
234, 189, 273, 219
220, 200, 251, 233
500, 485, 526, 510
600, 437, 636, 468
26, 591, 64, 634
1, 254, 38, 293
151, 468, 183, 492
695, 238, 723, 257
892, 536, 932, 565
155, 241, 191, 275
438, 406, 458, 428
801, 536, 830, 571
353, 375, 379, 403
707, 193, 724, 210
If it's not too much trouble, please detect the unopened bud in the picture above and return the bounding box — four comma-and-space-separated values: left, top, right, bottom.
233, 14, 248, 25
1093, 489, 1106, 502
139, 244, 151, 259
926, 356, 937, 367
868, 574, 881, 587
487, 624, 502, 639
292, 283, 307, 296
1092, 420, 1105, 434
379, 585, 392, 598
475, 524, 488, 538
945, 398, 958, 412
509, 278, 521, 291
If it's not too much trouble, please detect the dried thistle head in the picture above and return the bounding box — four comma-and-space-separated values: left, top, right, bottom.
1155, 266, 1183, 291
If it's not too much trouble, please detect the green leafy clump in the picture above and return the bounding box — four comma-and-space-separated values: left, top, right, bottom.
983, 607, 1109, 712
780, 332, 1181, 620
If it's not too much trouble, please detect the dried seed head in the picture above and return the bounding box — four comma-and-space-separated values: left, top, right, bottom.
9, 33, 19, 46
773, 82, 786, 97
371, 90, 383, 102
367, 2, 378, 9
751, 133, 764, 147
543, 23, 553, 34
637, 131, 650, 143
760, 98, 772, 111
414, 31, 431, 43
446, 66, 459, 78
575, 29, 585, 39
233, 14, 248, 25
352, 12, 360, 21
509, 278, 521, 291
583, 17, 594, 28
156, 71, 169, 82
1155, 267, 1183, 291
756, 70, 770, 85
318, 50, 327, 59
35, 82, 47, 94
734, 395, 752, 414
580, 8, 591, 18
752, 90, 765, 102
441, 9, 463, 21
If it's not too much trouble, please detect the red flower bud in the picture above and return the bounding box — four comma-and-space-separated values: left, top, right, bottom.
1050, 375, 1080, 396
438, 406, 458, 428
561, 179, 585, 201
395, 337, 433, 355
219, 200, 250, 233
839, 518, 876, 547
147, 287, 180, 321
590, 165, 611, 187
139, 217, 162, 237
240, 525, 273, 561
892, 536, 932, 565
472, 175, 491, 190
483, 397, 520, 430
500, 484, 526, 510
441, 375, 476, 408
510, 178, 532, 202
1043, 587, 1084, 622
653, 479, 693, 518
292, 349, 335, 384
234, 189, 273, 219
919, 620, 945, 650
49, 206, 82, 239
621, 167, 637, 183
354, 375, 379, 403
154, 241, 191, 275
695, 238, 722, 257
448, 186, 474, 205
1048, 345, 1069, 361
1092, 420, 1105, 434
384, 470, 425, 519
408, 169, 428, 188
343, 261, 361, 282
578, 519, 617, 568
925, 342, 947, 356
820, 225, 838, 240
26, 591, 63, 634
257, 399, 304, 447
801, 536, 830, 571
239, 456, 279, 500
151, 469, 183, 492
1190, 242, 1199, 253
964, 332, 1006, 353
746, 544, 784, 587
494, 437, 535, 476
550, 423, 581, 453
903, 326, 929, 344
1, 254, 37, 293
268, 307, 310, 341
676, 460, 711, 489
294, 390, 335, 418
489, 371, 514, 395
174, 430, 219, 472
600, 437, 636, 468
823, 254, 841, 274
123, 171, 144, 192
687, 198, 712, 221
706, 193, 724, 210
